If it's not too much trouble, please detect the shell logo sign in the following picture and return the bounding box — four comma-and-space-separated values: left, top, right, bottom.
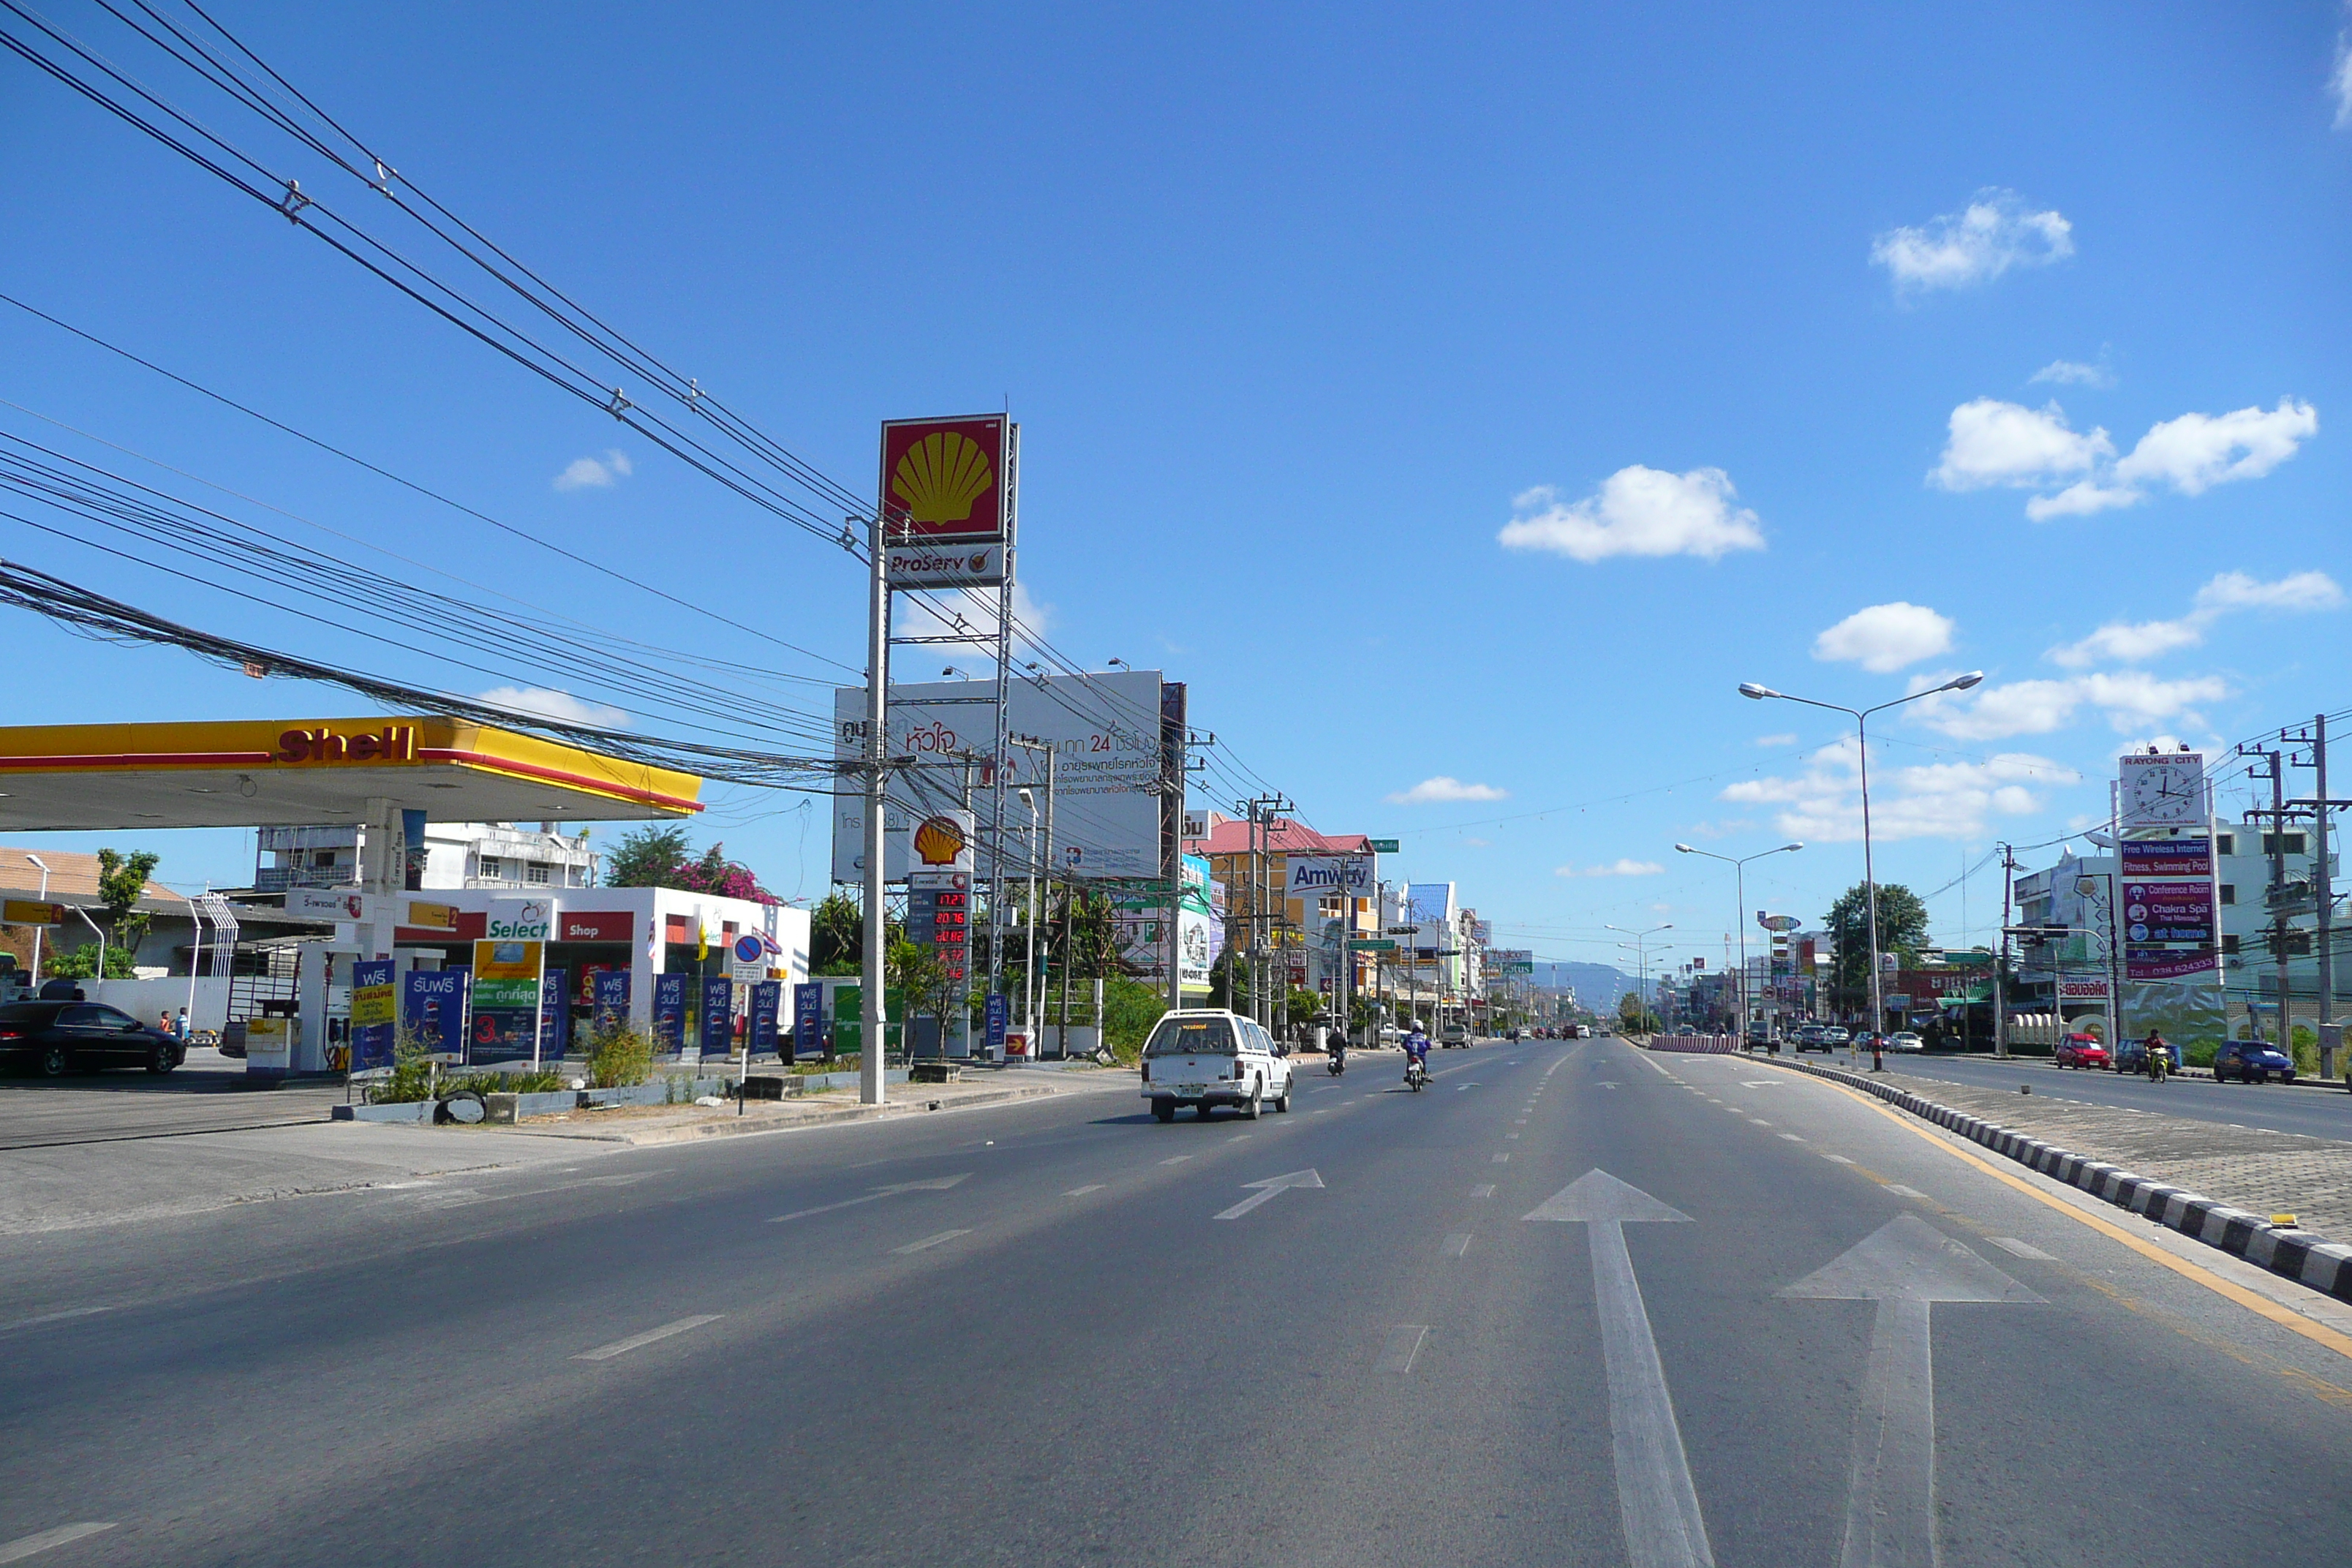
913, 814, 969, 868
878, 415, 1010, 542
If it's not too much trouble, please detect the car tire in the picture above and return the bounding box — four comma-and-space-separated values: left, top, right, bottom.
1153, 1097, 1175, 1123
1243, 1085, 1262, 1120
1275, 1079, 1292, 1113
1197, 1101, 1216, 1120
146, 1044, 176, 1075
39, 1044, 68, 1078
2283, 1071, 2298, 1085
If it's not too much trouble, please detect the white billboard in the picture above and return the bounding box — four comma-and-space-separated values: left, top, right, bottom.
1283, 855, 1373, 900
832, 671, 1165, 883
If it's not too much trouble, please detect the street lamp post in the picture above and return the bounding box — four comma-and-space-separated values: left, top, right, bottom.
1738, 673, 1983, 1040
1674, 842, 1802, 1045
1608, 923, 1672, 1028
24, 854, 48, 987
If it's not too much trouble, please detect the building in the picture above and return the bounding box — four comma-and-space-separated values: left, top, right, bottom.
1183, 814, 1377, 1013
255, 820, 597, 894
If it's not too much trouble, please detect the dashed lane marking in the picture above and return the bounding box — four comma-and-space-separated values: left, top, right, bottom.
573, 1314, 724, 1362
1989, 1237, 2057, 1261
1443, 1232, 1474, 1256
1779, 1134, 1806, 1142
1160, 1156, 1193, 1165
1376, 1324, 1429, 1373
0, 1525, 116, 1563
891, 1229, 973, 1256
1883, 1184, 1929, 1199
1820, 1153, 1855, 1164
1471, 1184, 1496, 1198
1493, 1153, 1511, 1164
1063, 1184, 1105, 1196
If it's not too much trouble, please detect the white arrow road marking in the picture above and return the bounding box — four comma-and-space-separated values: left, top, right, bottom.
1779, 1215, 2041, 1568
1526, 1171, 1715, 1568
770, 1172, 970, 1223
1214, 1168, 1325, 1220
0, 1525, 116, 1564
1376, 1324, 1429, 1373
573, 1314, 724, 1362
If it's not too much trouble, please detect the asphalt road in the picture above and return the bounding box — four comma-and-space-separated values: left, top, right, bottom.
1832, 1048, 2352, 1145
0, 1051, 343, 1151
4, 1039, 2350, 1566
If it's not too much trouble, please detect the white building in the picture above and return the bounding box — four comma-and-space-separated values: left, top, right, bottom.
256, 821, 596, 894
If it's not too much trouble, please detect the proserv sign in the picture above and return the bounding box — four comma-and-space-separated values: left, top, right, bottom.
879, 415, 1011, 543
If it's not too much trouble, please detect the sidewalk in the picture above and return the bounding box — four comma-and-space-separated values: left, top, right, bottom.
493, 1067, 1131, 1146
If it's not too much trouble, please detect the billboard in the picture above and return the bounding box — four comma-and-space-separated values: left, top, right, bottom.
2118, 752, 2206, 831
886, 540, 1007, 588
1283, 856, 1373, 901
832, 673, 1165, 881
879, 415, 1011, 543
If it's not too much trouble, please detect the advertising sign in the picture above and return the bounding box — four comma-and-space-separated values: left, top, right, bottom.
2119, 840, 2212, 878
907, 870, 972, 985
244, 1015, 291, 1073
589, 968, 630, 1033
402, 968, 465, 1062
349, 959, 396, 1073
1, 900, 64, 926
833, 674, 1164, 881
1368, 839, 1401, 854
2123, 881, 2215, 946
880, 414, 1011, 542
794, 982, 823, 1057
539, 969, 570, 1059
469, 938, 545, 1064
885, 540, 1006, 588
652, 973, 687, 1055
700, 974, 736, 1057
402, 900, 457, 932
1283, 856, 1373, 900
2057, 976, 2111, 1002
750, 981, 781, 1055
1756, 912, 1801, 933
485, 898, 553, 942
986, 991, 1009, 1056
286, 888, 368, 922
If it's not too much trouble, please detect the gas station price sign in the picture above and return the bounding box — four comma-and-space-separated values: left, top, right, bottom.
907, 870, 970, 982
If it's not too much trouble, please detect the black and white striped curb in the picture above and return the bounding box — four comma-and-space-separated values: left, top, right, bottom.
1767, 1055, 2352, 1306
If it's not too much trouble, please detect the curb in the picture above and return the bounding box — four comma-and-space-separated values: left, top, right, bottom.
1752, 1053, 2352, 1307
599, 1082, 1082, 1146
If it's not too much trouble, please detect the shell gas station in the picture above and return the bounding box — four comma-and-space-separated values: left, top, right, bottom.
0, 715, 807, 1071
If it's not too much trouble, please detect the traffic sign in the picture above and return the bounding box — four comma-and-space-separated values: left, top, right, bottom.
1349, 938, 1398, 951
1368, 839, 1401, 854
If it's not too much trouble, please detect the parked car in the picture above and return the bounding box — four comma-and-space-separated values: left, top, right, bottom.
1138, 1009, 1296, 1121
1823, 1027, 1851, 1049
2212, 1039, 2296, 1085
2054, 1033, 2111, 1071
2111, 1036, 2182, 1075
0, 1001, 186, 1077
1888, 1030, 1925, 1053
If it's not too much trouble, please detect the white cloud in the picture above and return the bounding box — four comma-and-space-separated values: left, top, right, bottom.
1387, 776, 1509, 804
1722, 736, 2076, 843
553, 449, 632, 491
1812, 602, 1956, 673
2113, 399, 2319, 495
1932, 399, 2112, 491
1754, 734, 1798, 747
1499, 467, 1764, 562
1870, 189, 2073, 293
895, 580, 1055, 651
2030, 358, 2115, 388
477, 685, 629, 728
1935, 396, 2317, 519
2334, 18, 2352, 129
1555, 859, 1665, 878
1912, 672, 2226, 741
2048, 570, 2344, 668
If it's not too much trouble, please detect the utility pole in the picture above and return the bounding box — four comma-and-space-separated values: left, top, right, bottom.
2237, 744, 2288, 1046
2285, 717, 2345, 1078
1993, 844, 2015, 1059
859, 510, 890, 1108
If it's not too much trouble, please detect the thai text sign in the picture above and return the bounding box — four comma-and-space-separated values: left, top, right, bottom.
350, 959, 396, 1073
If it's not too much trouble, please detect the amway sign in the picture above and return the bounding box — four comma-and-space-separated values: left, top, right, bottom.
1284, 856, 1373, 900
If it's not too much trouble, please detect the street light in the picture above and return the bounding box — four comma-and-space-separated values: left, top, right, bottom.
1607, 923, 1673, 1025
23, 854, 48, 986
1019, 785, 1040, 1045
1675, 841, 1802, 1043
1739, 672, 1983, 1038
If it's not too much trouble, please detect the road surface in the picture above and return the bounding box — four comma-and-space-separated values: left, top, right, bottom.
2, 1039, 2348, 1565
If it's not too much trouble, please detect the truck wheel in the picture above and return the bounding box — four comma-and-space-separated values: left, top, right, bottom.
1153, 1097, 1175, 1123
1275, 1081, 1292, 1112
1197, 1101, 1216, 1120
1243, 1087, 1262, 1120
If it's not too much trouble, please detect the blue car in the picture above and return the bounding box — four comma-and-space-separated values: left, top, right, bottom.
2112, 1037, 2182, 1074
2212, 1039, 2296, 1085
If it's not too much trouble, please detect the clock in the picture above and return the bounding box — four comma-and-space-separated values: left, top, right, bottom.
2121, 755, 2206, 827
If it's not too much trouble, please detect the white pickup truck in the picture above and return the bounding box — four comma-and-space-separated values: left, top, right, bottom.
1139, 1009, 1294, 1123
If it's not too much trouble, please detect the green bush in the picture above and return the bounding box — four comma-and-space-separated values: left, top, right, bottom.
2184, 1039, 2220, 1069
2291, 1024, 2320, 1077
1101, 977, 1167, 1065
584, 1020, 657, 1088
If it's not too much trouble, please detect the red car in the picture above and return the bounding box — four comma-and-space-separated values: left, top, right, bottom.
2054, 1033, 2110, 1070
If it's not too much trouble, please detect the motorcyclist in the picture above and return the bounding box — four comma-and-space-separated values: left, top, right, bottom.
1327, 1016, 1347, 1073
1402, 1019, 1432, 1084
2141, 1029, 2169, 1081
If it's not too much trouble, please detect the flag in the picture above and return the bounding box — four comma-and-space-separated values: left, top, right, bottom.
697, 921, 709, 962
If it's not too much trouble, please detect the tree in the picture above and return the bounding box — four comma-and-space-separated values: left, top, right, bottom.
1822, 881, 1930, 1021
95, 848, 160, 965
602, 825, 692, 888
810, 892, 863, 974
1617, 991, 1659, 1034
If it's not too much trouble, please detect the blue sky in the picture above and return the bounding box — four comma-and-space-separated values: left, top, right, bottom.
1, 1, 2348, 980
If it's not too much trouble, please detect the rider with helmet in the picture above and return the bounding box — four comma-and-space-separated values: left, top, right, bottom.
1402, 1019, 1432, 1085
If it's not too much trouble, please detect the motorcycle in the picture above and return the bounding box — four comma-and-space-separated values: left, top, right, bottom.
2145, 1046, 2169, 1083
1403, 1055, 1429, 1091
1327, 1046, 1347, 1077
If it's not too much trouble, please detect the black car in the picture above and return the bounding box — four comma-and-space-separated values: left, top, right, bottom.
0, 1000, 186, 1077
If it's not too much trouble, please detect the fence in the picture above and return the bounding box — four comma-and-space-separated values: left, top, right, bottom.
1645, 1032, 1739, 1055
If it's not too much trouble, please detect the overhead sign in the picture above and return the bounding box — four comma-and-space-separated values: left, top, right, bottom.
886, 541, 1007, 587
833, 673, 1164, 881
879, 415, 1011, 543
1368, 839, 1401, 854
286, 888, 368, 922
1, 900, 64, 927
1756, 912, 1801, 933
1284, 855, 1373, 900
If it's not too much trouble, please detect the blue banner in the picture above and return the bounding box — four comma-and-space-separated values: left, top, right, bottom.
539, 968, 570, 1059
701, 974, 736, 1056
652, 973, 686, 1054
350, 959, 396, 1073
986, 992, 1009, 1056
750, 980, 781, 1056
402, 968, 466, 1060
793, 982, 823, 1058
592, 968, 630, 1033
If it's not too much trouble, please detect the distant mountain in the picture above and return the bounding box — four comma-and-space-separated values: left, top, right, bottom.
1534, 962, 1634, 1007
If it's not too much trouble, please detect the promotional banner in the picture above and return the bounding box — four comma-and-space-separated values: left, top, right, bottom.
402, 969, 466, 1061
700, 974, 736, 1057
986, 992, 1009, 1056
349, 959, 396, 1073
468, 938, 545, 1065
793, 982, 823, 1057
592, 968, 630, 1033
538, 968, 570, 1060
833, 673, 1164, 881
750, 981, 781, 1055
652, 972, 687, 1055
